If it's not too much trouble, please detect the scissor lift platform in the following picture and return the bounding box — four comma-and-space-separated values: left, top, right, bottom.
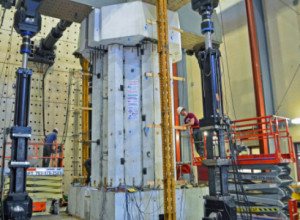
189, 115, 297, 220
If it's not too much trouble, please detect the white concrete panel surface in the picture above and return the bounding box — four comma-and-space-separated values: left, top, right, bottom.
88, 8, 101, 47
141, 43, 156, 184
124, 47, 143, 186
79, 2, 182, 62
91, 51, 104, 187
107, 44, 125, 186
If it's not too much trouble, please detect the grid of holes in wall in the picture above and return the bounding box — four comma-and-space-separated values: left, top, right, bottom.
0, 9, 84, 194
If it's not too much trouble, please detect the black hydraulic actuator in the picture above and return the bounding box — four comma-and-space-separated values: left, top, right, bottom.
0, 0, 14, 9
29, 19, 73, 65
191, 0, 237, 219
3, 0, 41, 219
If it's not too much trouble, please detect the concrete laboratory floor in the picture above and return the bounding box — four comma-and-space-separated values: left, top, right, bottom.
32, 212, 79, 220
32, 207, 79, 220
31, 209, 300, 219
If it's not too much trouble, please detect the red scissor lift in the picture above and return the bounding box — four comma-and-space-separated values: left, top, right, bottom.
1, 142, 64, 213
190, 115, 298, 219
3, 142, 64, 167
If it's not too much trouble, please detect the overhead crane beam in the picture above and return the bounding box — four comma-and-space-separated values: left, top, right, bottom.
156, 0, 176, 219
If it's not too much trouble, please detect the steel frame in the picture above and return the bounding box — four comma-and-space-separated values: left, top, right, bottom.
156, 0, 176, 219
81, 58, 89, 176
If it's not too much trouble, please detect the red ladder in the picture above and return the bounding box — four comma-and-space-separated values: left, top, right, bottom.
289, 199, 299, 220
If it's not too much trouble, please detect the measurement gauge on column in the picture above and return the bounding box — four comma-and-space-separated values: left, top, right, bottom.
27, 168, 64, 176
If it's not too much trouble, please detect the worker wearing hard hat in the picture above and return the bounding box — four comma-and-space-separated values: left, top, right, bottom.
177, 107, 204, 157
177, 106, 199, 128
41, 128, 58, 167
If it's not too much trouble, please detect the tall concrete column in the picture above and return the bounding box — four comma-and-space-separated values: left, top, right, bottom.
123, 47, 142, 186
141, 43, 162, 184
107, 44, 125, 186
91, 50, 104, 187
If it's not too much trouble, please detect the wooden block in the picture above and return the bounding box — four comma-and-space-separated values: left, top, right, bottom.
172, 76, 185, 81
147, 180, 163, 186
173, 125, 188, 131
147, 180, 188, 186
175, 180, 188, 185
146, 124, 187, 131
72, 176, 86, 179
146, 19, 183, 33
145, 72, 185, 81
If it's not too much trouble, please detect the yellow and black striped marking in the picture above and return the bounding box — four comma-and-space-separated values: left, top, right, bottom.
237, 207, 280, 213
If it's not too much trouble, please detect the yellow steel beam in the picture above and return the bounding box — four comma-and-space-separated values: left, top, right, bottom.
156, 0, 176, 219
81, 58, 89, 176
146, 123, 187, 131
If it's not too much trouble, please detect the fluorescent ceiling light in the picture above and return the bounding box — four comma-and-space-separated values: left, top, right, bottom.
291, 118, 300, 125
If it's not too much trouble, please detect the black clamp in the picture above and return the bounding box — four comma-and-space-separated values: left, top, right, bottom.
17, 68, 32, 77
9, 161, 31, 168
11, 126, 32, 138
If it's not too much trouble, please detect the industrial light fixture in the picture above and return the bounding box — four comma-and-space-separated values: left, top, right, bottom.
291, 118, 300, 125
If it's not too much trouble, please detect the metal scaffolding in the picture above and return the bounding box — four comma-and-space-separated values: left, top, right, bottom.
82, 58, 89, 176
156, 0, 176, 219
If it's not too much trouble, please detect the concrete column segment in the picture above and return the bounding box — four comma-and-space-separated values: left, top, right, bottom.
107, 44, 125, 186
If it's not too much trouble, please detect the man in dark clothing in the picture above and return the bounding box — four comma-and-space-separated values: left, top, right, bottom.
177, 107, 205, 157
42, 128, 58, 167
84, 158, 91, 185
